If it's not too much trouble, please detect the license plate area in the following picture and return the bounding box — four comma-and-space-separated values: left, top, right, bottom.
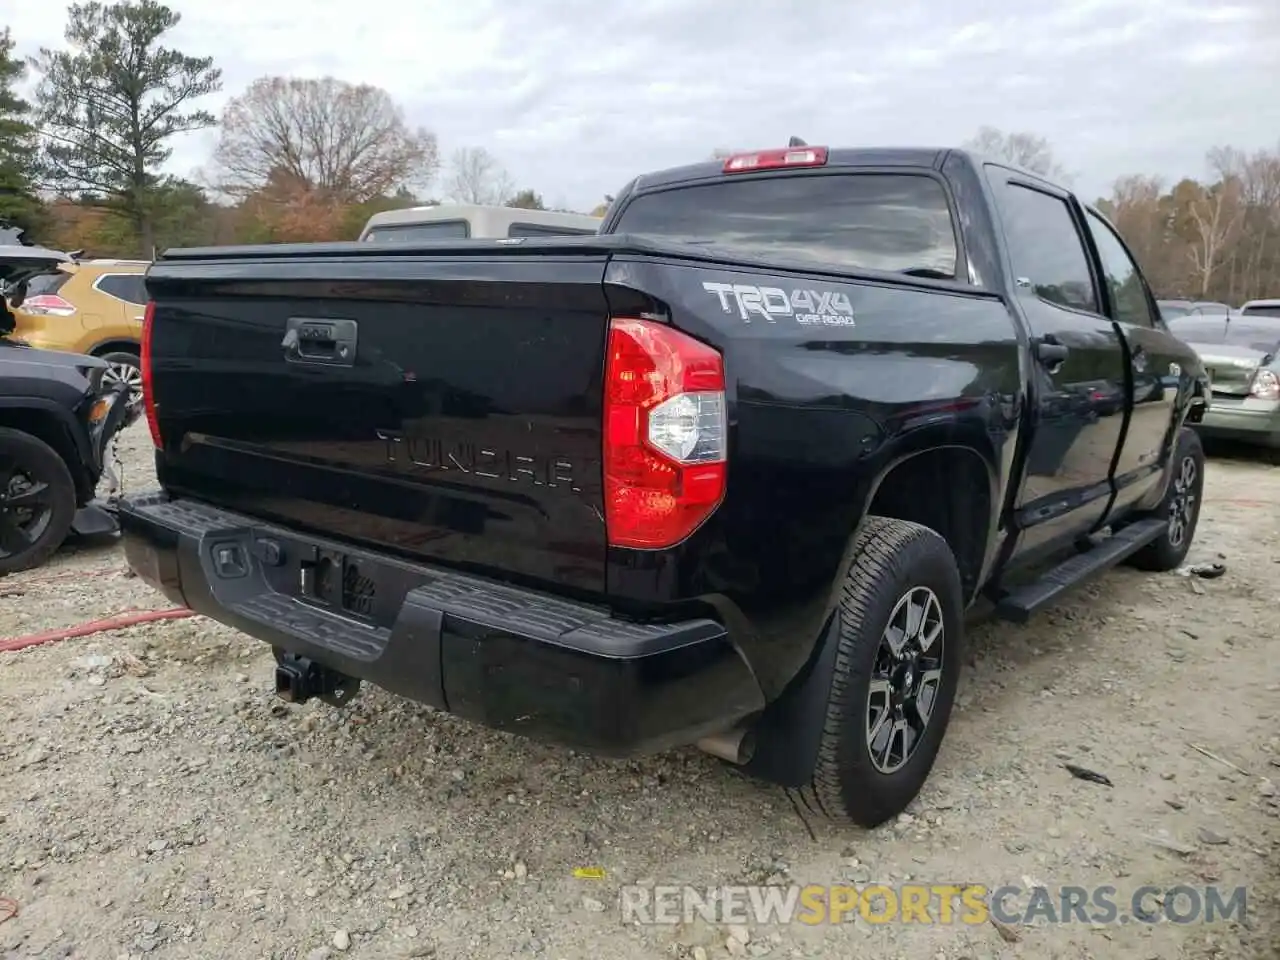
299, 547, 378, 619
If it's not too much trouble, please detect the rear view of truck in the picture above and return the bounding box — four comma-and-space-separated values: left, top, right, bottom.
126, 232, 769, 752
124, 144, 1033, 828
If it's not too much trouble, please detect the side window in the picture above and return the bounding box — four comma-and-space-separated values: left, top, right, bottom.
507, 223, 596, 238
97, 273, 147, 305
120, 275, 147, 305
1084, 211, 1156, 328
363, 220, 470, 242
994, 180, 1098, 313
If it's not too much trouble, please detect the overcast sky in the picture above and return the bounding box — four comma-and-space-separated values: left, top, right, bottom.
4, 0, 1278, 211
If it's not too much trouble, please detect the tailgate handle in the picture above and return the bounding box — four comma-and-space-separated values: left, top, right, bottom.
283, 317, 358, 367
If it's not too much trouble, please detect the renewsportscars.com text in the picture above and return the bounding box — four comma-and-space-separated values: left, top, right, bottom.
619, 883, 1247, 926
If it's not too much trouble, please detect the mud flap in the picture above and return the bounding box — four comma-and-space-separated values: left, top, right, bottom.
741, 610, 843, 788
69, 500, 121, 539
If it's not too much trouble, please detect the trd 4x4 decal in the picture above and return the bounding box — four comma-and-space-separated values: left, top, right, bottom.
702, 281, 855, 327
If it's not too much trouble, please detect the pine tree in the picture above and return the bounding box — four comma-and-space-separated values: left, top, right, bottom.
32, 0, 221, 256
0, 28, 43, 243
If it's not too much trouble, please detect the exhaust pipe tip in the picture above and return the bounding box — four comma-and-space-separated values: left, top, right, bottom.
697, 725, 757, 765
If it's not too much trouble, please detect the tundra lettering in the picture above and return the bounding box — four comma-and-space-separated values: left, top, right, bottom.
376, 428, 581, 491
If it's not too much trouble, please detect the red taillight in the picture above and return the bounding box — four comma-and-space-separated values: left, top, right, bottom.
722, 147, 828, 174
603, 317, 727, 549
19, 294, 76, 317
140, 300, 162, 449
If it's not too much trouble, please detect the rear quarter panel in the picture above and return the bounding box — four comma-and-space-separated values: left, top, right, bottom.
602, 256, 1024, 690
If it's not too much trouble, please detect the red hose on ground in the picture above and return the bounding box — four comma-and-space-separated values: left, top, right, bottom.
0, 608, 194, 653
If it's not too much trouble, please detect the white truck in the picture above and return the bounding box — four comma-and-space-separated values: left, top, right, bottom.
358, 204, 602, 243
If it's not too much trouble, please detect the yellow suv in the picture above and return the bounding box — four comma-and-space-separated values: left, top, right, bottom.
9, 258, 150, 402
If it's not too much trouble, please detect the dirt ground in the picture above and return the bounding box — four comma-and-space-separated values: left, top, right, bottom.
1, 422, 1278, 960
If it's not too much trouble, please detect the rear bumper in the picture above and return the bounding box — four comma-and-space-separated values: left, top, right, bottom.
119, 492, 765, 756
1193, 397, 1280, 447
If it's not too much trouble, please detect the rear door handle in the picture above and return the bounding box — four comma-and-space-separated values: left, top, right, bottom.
1034, 336, 1069, 367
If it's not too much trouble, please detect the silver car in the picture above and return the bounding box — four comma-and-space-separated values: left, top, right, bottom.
1166, 307, 1280, 448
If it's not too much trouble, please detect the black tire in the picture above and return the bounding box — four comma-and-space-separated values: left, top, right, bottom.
0, 427, 77, 575
1126, 427, 1205, 572
798, 516, 965, 828
98, 350, 143, 406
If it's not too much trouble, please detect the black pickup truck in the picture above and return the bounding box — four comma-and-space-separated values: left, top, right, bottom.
120, 145, 1209, 827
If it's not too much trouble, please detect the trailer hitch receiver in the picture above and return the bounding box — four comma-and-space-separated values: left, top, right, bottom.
274, 652, 362, 708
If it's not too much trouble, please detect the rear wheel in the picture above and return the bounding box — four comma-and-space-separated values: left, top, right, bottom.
1127, 427, 1205, 572
0, 427, 77, 575
798, 516, 964, 828
98, 351, 142, 407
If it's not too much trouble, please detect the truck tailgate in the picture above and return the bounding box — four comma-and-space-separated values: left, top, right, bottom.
144, 251, 612, 595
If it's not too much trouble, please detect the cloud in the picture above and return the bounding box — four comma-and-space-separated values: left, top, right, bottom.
5, 0, 1278, 208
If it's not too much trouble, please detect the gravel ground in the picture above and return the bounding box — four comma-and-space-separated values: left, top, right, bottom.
2, 422, 1278, 960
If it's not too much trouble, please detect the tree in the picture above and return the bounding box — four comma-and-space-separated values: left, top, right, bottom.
1097, 174, 1176, 291
31, 0, 221, 257
1096, 142, 1280, 304
0, 28, 44, 242
963, 126, 1072, 183
1209, 146, 1280, 300
1184, 177, 1243, 298
506, 188, 545, 210
445, 147, 513, 205
211, 76, 438, 206
339, 186, 431, 240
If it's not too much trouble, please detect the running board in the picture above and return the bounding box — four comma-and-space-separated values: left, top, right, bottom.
994, 518, 1166, 624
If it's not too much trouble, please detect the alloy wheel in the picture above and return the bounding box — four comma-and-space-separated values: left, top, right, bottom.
866, 586, 946, 774
101, 360, 143, 406
1168, 454, 1198, 548
0, 460, 55, 559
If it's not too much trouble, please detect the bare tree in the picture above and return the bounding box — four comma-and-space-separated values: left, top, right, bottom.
963, 126, 1072, 183
212, 76, 438, 204
1210, 146, 1280, 301
1185, 177, 1244, 298
445, 147, 514, 205
1100, 174, 1171, 287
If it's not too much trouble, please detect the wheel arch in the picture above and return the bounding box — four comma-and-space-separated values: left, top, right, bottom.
0, 400, 94, 505
860, 443, 998, 604
88, 339, 141, 358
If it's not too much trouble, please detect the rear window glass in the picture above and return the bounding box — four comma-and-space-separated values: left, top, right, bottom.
507, 223, 597, 238
1168, 316, 1280, 352
1242, 304, 1280, 318
363, 220, 470, 243
96, 273, 147, 305
1158, 302, 1191, 319
25, 271, 71, 297
613, 173, 959, 277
